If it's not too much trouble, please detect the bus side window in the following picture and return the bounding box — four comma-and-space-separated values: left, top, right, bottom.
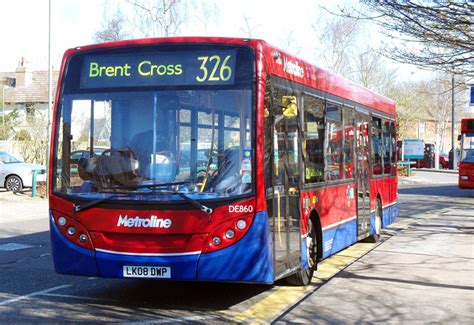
343, 106, 355, 179
371, 117, 383, 175
325, 102, 343, 181
390, 121, 397, 176
303, 95, 324, 183
383, 120, 391, 174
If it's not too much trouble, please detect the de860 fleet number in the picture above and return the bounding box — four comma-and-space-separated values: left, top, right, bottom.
228, 205, 254, 213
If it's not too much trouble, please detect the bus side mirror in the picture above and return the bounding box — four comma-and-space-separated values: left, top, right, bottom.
282, 96, 298, 117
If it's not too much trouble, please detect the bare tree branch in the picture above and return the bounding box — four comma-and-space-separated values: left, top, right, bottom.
324, 0, 474, 76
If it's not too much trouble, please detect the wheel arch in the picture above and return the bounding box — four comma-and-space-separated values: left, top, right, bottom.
308, 209, 323, 261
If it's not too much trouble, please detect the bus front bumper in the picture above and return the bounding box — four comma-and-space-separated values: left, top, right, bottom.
50, 211, 273, 284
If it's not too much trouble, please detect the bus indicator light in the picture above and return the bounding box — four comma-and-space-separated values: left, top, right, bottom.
236, 219, 247, 230
225, 229, 235, 239
58, 216, 67, 226
67, 227, 76, 236
212, 236, 222, 246
79, 234, 88, 243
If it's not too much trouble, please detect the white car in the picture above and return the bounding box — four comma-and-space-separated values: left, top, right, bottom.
0, 151, 46, 192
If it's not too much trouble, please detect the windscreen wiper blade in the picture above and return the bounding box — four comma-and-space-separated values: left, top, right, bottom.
102, 181, 189, 190
73, 188, 213, 215
73, 193, 120, 212
103, 181, 213, 214
173, 191, 213, 215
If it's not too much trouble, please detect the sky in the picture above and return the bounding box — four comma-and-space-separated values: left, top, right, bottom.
0, 0, 430, 80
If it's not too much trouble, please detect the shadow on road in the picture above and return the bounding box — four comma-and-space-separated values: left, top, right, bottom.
0, 230, 271, 323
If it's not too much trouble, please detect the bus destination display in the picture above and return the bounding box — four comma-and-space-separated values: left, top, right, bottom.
80, 50, 236, 88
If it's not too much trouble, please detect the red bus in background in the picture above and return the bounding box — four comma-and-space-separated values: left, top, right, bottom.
459, 118, 474, 189
49, 37, 398, 285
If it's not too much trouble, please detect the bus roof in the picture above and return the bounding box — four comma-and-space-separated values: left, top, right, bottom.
61, 36, 396, 117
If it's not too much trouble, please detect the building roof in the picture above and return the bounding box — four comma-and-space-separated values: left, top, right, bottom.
2, 70, 59, 104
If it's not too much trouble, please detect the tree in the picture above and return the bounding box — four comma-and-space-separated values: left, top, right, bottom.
312, 15, 396, 95
127, 0, 188, 37
331, 1, 474, 76
94, 9, 129, 43
312, 16, 360, 77
0, 109, 20, 140
14, 105, 49, 164
240, 16, 260, 38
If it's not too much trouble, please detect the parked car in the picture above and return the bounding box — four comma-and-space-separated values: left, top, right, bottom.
70, 148, 106, 160
439, 152, 449, 169
0, 151, 46, 192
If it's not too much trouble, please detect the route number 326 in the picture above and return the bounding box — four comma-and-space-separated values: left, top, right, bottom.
196, 55, 232, 82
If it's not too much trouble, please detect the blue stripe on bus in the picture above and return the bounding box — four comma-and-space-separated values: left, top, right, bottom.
197, 211, 274, 284
50, 217, 99, 276
321, 218, 357, 259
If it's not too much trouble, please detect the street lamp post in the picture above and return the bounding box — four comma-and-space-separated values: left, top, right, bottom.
450, 74, 457, 170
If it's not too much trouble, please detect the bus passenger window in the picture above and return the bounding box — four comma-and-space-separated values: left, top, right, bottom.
303, 95, 324, 183
371, 117, 383, 175
390, 121, 397, 176
325, 102, 343, 181
383, 120, 391, 174
343, 106, 354, 179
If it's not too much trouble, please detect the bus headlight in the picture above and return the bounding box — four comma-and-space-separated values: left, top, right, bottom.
460, 175, 468, 180
51, 211, 94, 250
236, 219, 247, 230
58, 216, 67, 226
212, 236, 221, 246
225, 229, 235, 239
203, 214, 254, 253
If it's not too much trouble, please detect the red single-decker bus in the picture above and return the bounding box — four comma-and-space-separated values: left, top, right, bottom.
49, 37, 398, 285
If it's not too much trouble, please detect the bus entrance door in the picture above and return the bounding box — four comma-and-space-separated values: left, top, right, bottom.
355, 115, 371, 239
271, 96, 302, 278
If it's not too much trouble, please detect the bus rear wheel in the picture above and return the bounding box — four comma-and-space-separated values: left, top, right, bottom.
367, 198, 382, 243
286, 218, 317, 286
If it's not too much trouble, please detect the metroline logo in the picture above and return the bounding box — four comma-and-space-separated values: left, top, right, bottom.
283, 58, 304, 78
117, 215, 172, 228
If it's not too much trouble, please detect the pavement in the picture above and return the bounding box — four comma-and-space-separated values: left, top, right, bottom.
399, 168, 459, 185
277, 170, 474, 324
0, 189, 49, 239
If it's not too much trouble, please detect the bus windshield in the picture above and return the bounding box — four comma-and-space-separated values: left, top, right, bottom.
461, 133, 474, 163
53, 45, 255, 202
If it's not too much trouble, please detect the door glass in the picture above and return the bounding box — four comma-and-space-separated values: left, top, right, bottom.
272, 87, 301, 275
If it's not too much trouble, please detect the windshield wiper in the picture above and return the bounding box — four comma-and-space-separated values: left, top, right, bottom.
73, 193, 121, 212
74, 182, 213, 215
102, 180, 190, 190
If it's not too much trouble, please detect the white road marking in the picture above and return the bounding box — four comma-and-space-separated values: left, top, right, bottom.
0, 285, 71, 306
41, 293, 115, 302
